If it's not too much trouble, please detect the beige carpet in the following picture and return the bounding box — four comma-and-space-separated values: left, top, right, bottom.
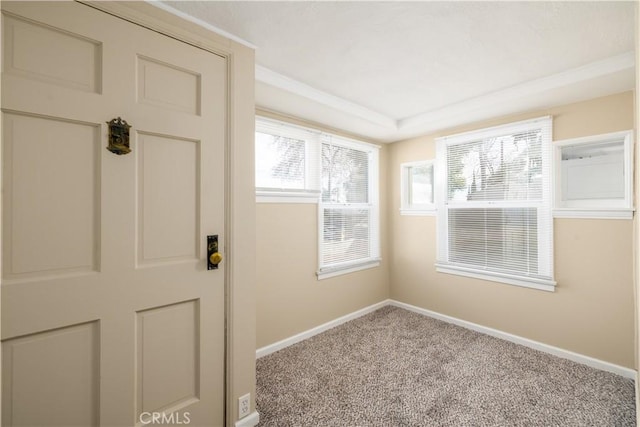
256, 306, 635, 426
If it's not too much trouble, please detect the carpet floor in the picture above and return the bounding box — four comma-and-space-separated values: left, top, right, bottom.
256, 306, 635, 426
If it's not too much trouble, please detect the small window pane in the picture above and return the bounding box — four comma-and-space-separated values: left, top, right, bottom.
561, 141, 625, 201
447, 130, 542, 202
409, 164, 433, 205
322, 143, 369, 203
256, 132, 306, 190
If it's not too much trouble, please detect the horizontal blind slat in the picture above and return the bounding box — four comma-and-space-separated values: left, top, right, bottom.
321, 208, 371, 265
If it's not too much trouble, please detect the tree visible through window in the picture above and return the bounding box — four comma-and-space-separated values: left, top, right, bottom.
255, 132, 306, 190
319, 139, 379, 273
255, 119, 321, 198
322, 143, 369, 203
447, 133, 542, 202
436, 117, 554, 291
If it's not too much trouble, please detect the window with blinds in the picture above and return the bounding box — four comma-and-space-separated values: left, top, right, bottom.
435, 117, 555, 291
318, 137, 380, 277
255, 118, 320, 200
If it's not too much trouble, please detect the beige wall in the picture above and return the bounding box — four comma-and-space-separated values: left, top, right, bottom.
389, 91, 636, 368
255, 111, 390, 348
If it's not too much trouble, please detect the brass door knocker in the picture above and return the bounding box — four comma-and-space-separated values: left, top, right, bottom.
106, 117, 132, 155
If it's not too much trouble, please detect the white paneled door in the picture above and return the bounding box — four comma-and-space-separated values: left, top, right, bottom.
1, 2, 226, 426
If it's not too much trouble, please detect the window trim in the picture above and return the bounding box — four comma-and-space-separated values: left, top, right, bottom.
552, 130, 634, 219
400, 160, 436, 216
317, 137, 380, 279
316, 260, 381, 280
255, 191, 320, 204
435, 116, 555, 291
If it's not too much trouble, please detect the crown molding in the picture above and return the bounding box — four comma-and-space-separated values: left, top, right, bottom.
256, 51, 634, 141
146, 1, 257, 49
398, 51, 635, 130
255, 65, 397, 129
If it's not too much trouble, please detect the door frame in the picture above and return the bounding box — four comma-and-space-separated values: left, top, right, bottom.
0, 2, 257, 426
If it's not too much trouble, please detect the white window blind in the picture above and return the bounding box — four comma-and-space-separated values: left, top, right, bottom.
319, 136, 380, 274
255, 118, 320, 199
436, 117, 555, 291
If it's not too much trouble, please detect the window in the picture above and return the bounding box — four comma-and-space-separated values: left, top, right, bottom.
401, 160, 435, 215
435, 117, 555, 292
255, 118, 320, 202
255, 116, 380, 279
553, 130, 634, 219
318, 136, 380, 279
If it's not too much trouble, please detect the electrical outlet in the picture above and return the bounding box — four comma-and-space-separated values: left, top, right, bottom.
238, 393, 250, 419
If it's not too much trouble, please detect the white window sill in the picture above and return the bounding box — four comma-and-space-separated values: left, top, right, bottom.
553, 208, 634, 219
317, 259, 380, 280
435, 263, 556, 292
256, 192, 319, 204
400, 209, 436, 216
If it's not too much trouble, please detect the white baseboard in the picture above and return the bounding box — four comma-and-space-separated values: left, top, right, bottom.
256, 299, 390, 358
389, 300, 636, 379
235, 411, 259, 427
255, 299, 636, 379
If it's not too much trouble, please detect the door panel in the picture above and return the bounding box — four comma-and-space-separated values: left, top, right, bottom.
136, 300, 200, 417
1, 2, 226, 426
3, 12, 102, 93
3, 113, 100, 280
2, 321, 100, 427
137, 56, 201, 116
137, 133, 200, 265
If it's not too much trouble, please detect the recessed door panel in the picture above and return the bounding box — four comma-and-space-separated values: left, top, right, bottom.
3, 13, 102, 93
137, 132, 199, 265
2, 113, 99, 281
2, 322, 100, 427
137, 56, 201, 115
136, 300, 199, 416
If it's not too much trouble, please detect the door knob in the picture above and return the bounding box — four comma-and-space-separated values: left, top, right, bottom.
207, 235, 222, 270
210, 252, 223, 265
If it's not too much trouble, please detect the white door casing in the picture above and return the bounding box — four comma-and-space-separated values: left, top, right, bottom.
1, 2, 227, 426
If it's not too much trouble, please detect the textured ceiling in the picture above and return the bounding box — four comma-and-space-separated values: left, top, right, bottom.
162, 1, 636, 142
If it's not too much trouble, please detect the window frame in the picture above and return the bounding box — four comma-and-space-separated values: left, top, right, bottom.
317, 137, 380, 280
435, 116, 555, 292
553, 130, 634, 219
400, 160, 436, 216
255, 118, 321, 204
